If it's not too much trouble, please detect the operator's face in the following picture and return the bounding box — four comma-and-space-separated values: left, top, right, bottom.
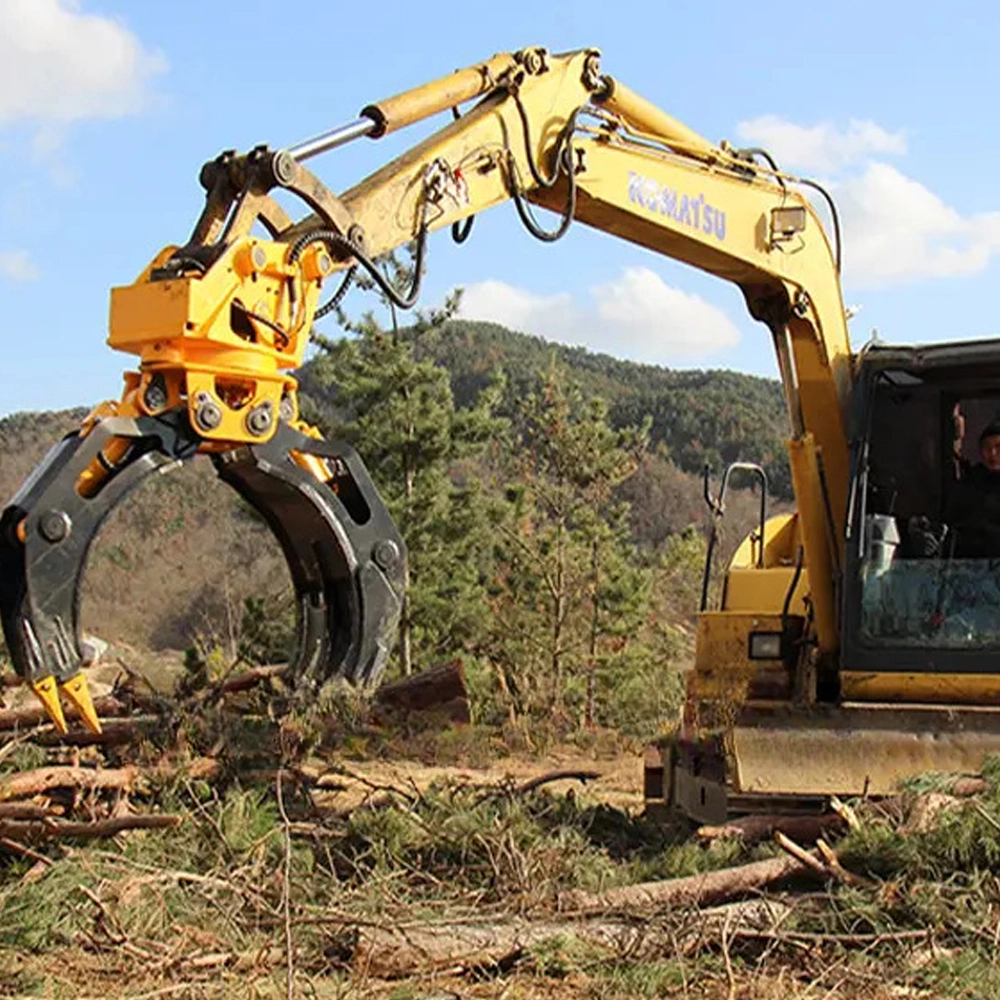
981, 434, 1000, 471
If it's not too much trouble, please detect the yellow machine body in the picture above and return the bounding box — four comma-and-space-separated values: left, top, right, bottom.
6, 43, 1000, 812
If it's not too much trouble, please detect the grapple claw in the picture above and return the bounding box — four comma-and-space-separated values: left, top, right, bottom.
31, 676, 68, 734
60, 673, 103, 735
0, 409, 405, 734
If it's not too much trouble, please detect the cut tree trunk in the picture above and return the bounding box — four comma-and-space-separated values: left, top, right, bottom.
350, 898, 793, 978
0, 814, 181, 841
697, 813, 847, 846
0, 696, 128, 732
374, 661, 470, 725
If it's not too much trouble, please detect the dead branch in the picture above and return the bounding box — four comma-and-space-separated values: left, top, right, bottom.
829, 796, 861, 831
215, 663, 290, 697
515, 769, 601, 796
773, 832, 832, 879
0, 765, 142, 800
0, 813, 181, 841
561, 850, 821, 915
816, 838, 868, 886
0, 836, 54, 867
0, 802, 63, 820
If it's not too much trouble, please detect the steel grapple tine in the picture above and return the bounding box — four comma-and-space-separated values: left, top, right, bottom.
0, 412, 404, 732
0, 413, 198, 730
212, 422, 406, 691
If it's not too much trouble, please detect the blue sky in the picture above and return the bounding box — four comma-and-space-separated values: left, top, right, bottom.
2, 0, 1000, 416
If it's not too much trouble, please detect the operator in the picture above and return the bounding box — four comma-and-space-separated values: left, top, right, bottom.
947, 410, 1000, 558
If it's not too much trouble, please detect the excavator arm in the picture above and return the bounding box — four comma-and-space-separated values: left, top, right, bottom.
0, 45, 852, 733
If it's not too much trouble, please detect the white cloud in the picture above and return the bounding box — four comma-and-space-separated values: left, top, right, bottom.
736, 116, 906, 174
0, 250, 39, 281
837, 163, 1000, 286
0, 0, 166, 125
459, 281, 575, 340
736, 114, 1000, 287
458, 268, 740, 364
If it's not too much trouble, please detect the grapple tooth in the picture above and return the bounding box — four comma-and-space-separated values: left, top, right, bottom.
31, 676, 68, 734
60, 673, 103, 735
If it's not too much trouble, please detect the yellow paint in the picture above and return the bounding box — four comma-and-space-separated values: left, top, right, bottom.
842, 671, 1000, 706
60, 673, 103, 735
31, 676, 67, 735
733, 717, 1000, 796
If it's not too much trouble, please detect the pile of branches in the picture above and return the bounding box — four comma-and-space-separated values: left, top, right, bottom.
4, 662, 1000, 996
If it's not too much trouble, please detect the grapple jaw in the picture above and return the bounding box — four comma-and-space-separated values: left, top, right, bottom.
0, 412, 405, 733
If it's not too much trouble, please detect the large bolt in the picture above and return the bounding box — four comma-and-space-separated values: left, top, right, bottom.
279, 395, 296, 424
194, 393, 223, 432
39, 509, 71, 544
272, 150, 296, 186
245, 401, 274, 437
143, 374, 168, 413
373, 540, 400, 571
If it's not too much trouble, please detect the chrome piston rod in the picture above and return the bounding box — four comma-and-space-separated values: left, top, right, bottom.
288, 116, 378, 162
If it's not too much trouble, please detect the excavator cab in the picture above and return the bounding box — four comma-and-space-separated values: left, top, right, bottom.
666, 339, 1000, 825
843, 339, 1000, 702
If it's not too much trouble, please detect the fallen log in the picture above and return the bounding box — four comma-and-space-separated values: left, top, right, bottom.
561, 850, 821, 915
0, 813, 181, 841
0, 696, 128, 732
350, 899, 792, 978
0, 765, 141, 800
374, 661, 470, 725
697, 813, 846, 846
352, 919, 661, 978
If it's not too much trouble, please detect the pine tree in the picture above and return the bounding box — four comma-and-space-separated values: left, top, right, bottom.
308, 250, 505, 675
486, 367, 650, 724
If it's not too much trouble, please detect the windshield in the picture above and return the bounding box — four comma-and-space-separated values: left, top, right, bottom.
857, 377, 1000, 651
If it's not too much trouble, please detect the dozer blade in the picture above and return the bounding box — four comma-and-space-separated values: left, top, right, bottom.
0, 412, 405, 730
671, 702, 1000, 824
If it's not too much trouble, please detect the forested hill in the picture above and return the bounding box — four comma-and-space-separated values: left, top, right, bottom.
413, 320, 792, 498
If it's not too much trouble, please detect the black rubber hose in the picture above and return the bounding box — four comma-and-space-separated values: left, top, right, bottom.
288, 225, 427, 311
451, 216, 474, 244
798, 178, 843, 273
506, 107, 581, 243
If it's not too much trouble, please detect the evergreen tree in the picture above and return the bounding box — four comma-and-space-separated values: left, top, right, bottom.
485, 367, 651, 724
309, 251, 505, 675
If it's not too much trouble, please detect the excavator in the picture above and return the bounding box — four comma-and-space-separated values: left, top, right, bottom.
4, 45, 1000, 821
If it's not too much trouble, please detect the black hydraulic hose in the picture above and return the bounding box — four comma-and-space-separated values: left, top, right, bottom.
513, 91, 565, 190
506, 106, 581, 243
508, 150, 576, 242
451, 216, 475, 244
798, 177, 843, 273
288, 224, 427, 311
781, 545, 805, 622
738, 147, 786, 188
315, 265, 357, 319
